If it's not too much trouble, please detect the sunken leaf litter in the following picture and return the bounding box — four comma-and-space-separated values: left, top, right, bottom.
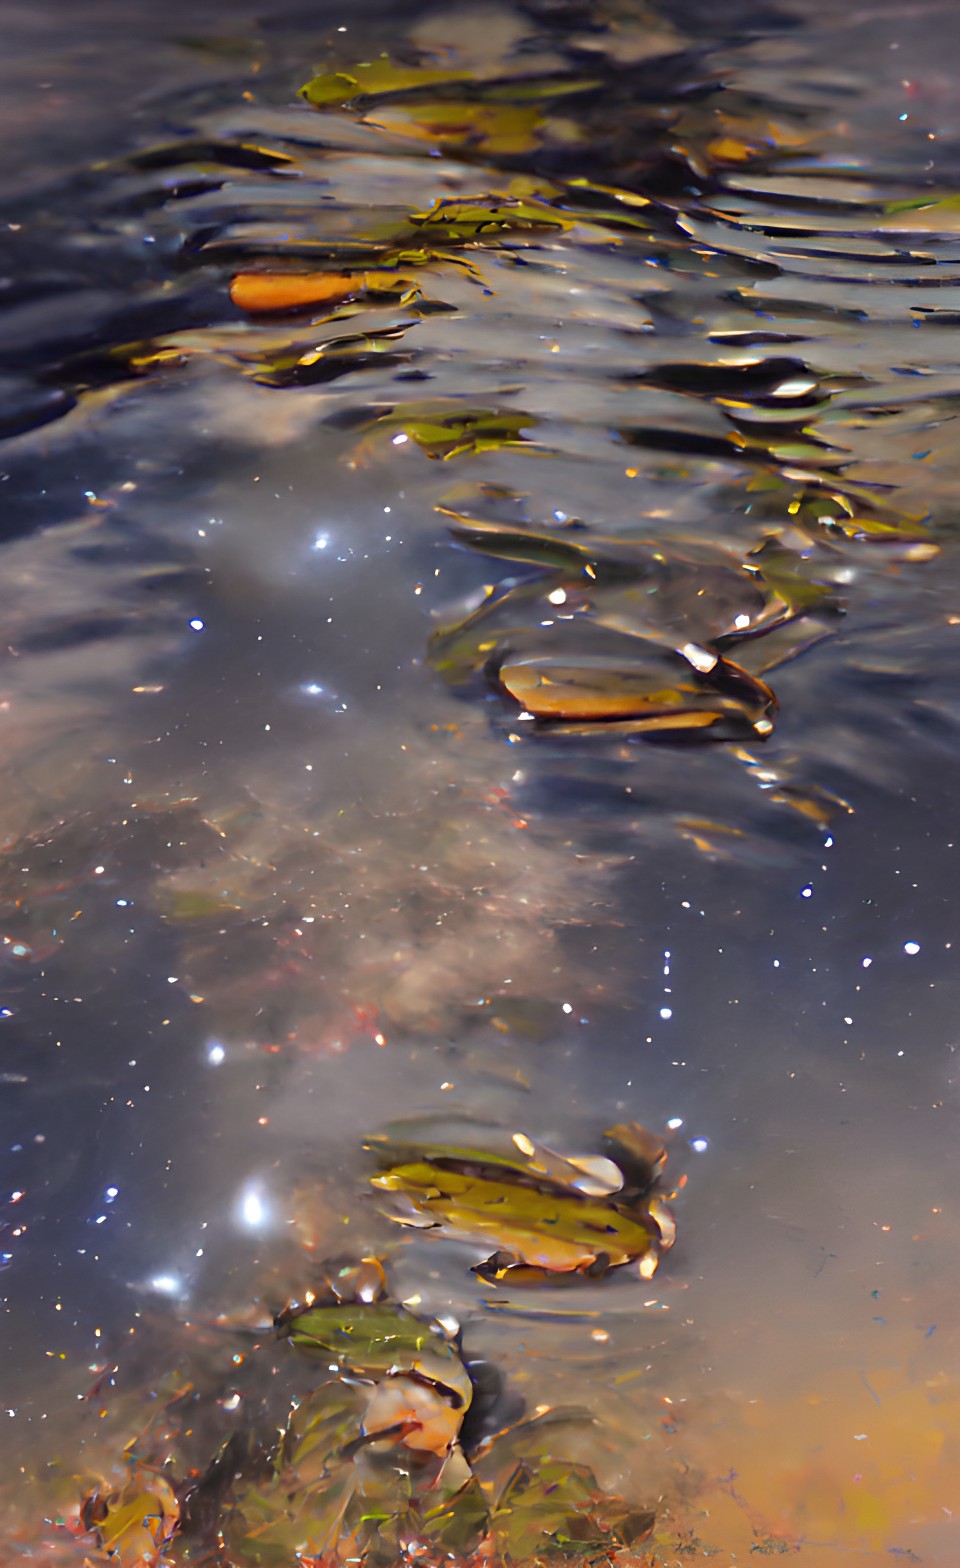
76, 1123, 671, 1565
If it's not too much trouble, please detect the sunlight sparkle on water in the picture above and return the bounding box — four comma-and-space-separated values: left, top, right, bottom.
239, 1185, 268, 1228
149, 1274, 183, 1297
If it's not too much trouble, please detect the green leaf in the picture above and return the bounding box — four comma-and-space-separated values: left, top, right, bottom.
229, 1461, 359, 1563
366, 98, 554, 157
419, 1447, 490, 1554
371, 1157, 662, 1278
283, 1383, 368, 1476
300, 56, 471, 108
437, 507, 657, 576
160, 888, 242, 921
880, 193, 960, 231
491, 1457, 605, 1560
279, 1301, 474, 1413
367, 1118, 624, 1197
408, 195, 573, 240
360, 402, 538, 460
81, 1471, 180, 1566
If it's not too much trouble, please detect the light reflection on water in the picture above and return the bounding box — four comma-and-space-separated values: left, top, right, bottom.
1, 0, 960, 1561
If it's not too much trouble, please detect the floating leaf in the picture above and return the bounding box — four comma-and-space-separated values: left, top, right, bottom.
230, 269, 420, 314
300, 57, 471, 108
370, 1119, 674, 1281
367, 1117, 624, 1197
408, 195, 573, 241
496, 647, 776, 739
357, 401, 538, 460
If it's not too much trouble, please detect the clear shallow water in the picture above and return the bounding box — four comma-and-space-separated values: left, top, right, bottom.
1, 0, 960, 1562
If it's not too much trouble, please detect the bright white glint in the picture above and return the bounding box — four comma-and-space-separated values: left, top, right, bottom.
313, 534, 330, 551
681, 642, 718, 673
903, 941, 920, 955
240, 1187, 267, 1228
771, 377, 817, 397
734, 613, 751, 629
667, 1117, 683, 1130
189, 618, 205, 632
207, 1043, 225, 1066
391, 433, 409, 446
801, 886, 813, 898
302, 683, 325, 697
691, 1138, 709, 1153
149, 1274, 182, 1296
659, 1007, 673, 1020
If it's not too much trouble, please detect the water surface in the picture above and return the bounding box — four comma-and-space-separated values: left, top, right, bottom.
1, 0, 959, 1562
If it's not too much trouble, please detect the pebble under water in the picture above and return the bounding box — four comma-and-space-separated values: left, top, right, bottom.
1, 0, 959, 1562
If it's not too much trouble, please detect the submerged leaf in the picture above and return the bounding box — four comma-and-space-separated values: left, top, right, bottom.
437, 507, 659, 577
278, 1300, 473, 1414
283, 1382, 369, 1477
230, 1298, 481, 1562
125, 138, 296, 172
367, 99, 554, 157
81, 1469, 179, 1566
419, 1449, 490, 1554
160, 887, 243, 921
477, 1411, 656, 1561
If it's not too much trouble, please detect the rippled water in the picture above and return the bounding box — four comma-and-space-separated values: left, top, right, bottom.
2, 0, 960, 1561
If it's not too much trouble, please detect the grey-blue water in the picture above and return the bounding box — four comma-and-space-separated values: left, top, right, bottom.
1, 0, 959, 1560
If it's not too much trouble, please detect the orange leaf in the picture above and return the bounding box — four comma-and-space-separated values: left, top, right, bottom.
229, 272, 362, 314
